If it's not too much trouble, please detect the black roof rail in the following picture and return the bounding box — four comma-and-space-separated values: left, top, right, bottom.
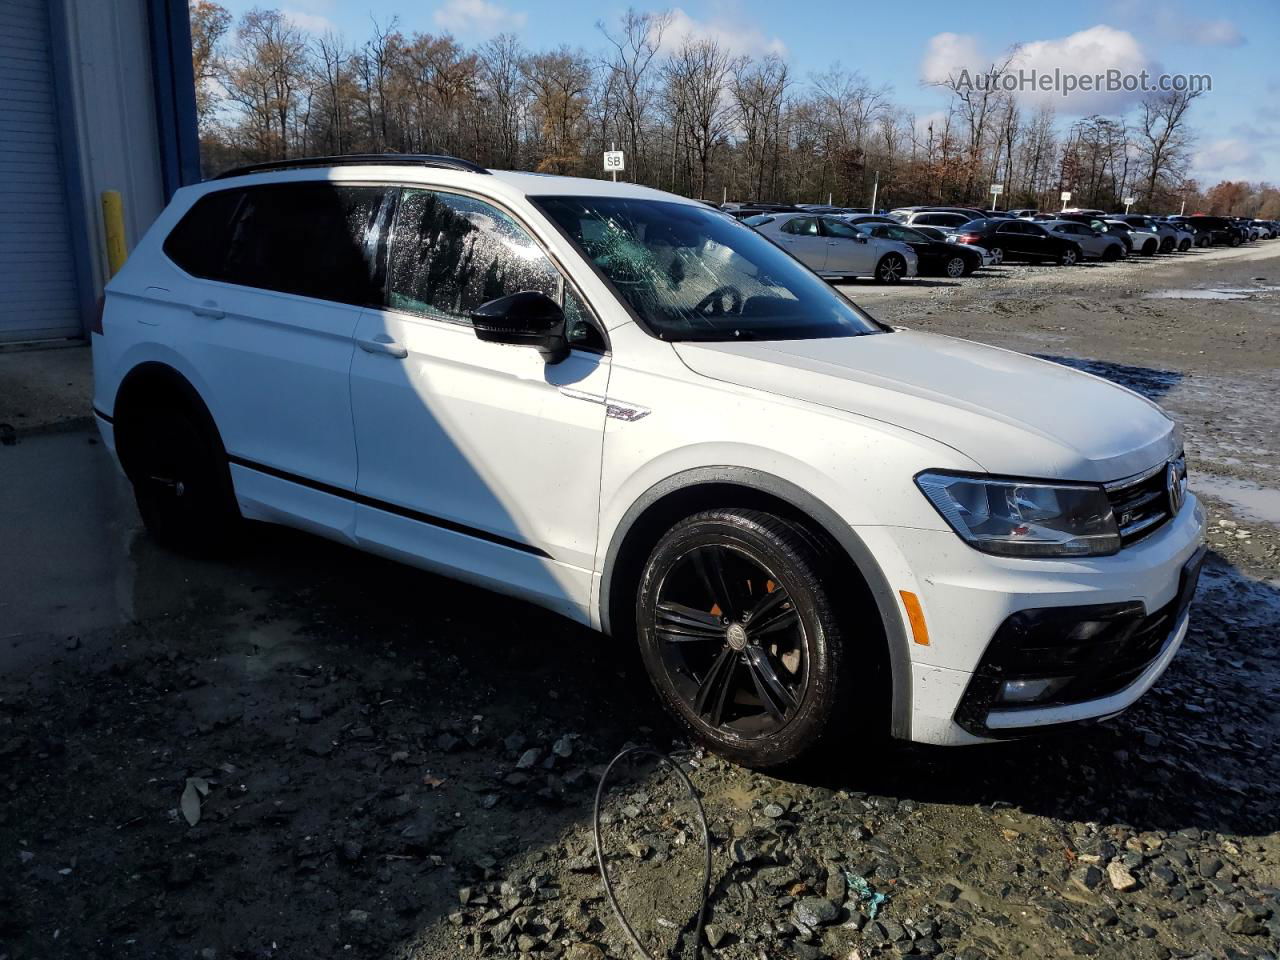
213, 153, 490, 180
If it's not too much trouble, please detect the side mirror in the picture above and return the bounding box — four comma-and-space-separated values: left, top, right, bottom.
854, 235, 868, 244
471, 291, 569, 364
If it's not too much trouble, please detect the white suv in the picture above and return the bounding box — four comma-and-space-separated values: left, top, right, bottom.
91, 155, 1206, 768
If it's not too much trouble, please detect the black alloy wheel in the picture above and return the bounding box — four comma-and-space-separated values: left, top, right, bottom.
636, 509, 854, 768
128, 405, 241, 554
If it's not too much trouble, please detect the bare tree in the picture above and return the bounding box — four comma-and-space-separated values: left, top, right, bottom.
597, 9, 669, 181
1136, 88, 1203, 206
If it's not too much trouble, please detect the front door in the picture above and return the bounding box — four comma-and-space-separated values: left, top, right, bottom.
778, 216, 828, 272
820, 218, 877, 275
349, 187, 610, 618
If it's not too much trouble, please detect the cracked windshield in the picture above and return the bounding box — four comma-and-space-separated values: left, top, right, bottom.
535, 196, 883, 341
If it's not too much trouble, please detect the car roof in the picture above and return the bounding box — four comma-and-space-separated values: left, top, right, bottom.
187, 163, 703, 208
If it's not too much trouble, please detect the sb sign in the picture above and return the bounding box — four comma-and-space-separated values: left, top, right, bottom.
603, 150, 625, 172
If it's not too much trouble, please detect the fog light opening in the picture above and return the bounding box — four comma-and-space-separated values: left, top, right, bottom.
998, 677, 1072, 705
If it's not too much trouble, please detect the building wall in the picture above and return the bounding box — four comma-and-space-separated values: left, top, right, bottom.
56, 0, 167, 303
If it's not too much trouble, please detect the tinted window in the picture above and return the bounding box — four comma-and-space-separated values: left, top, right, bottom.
387, 188, 601, 348
820, 218, 862, 239
781, 217, 820, 236
996, 221, 1026, 233
164, 190, 243, 278
534, 195, 883, 342
743, 214, 775, 227
208, 184, 387, 304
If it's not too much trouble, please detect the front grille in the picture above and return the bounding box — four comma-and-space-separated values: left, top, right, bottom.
1107, 455, 1184, 546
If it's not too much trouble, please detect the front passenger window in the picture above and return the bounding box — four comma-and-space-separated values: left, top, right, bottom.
389, 189, 561, 323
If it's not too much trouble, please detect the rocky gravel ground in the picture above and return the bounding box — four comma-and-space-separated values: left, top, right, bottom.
2, 242, 1279, 960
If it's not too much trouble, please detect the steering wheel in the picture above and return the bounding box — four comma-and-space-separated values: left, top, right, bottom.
693, 285, 744, 316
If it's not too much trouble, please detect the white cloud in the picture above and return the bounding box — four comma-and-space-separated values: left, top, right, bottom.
433, 0, 527, 36
921, 33, 984, 85
920, 25, 1155, 115
283, 9, 337, 34
659, 7, 787, 58
1192, 138, 1265, 181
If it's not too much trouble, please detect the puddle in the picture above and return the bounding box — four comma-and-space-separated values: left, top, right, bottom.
1145, 289, 1248, 300
1194, 474, 1280, 526
1143, 285, 1280, 300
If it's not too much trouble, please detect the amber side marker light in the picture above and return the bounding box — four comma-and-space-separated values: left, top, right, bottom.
900, 590, 930, 646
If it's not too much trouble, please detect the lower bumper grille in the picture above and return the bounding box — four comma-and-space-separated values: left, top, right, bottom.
954, 545, 1206, 737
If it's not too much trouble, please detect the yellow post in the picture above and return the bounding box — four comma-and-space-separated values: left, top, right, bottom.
101, 190, 128, 277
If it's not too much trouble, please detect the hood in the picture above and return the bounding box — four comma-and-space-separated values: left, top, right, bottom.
673, 330, 1179, 484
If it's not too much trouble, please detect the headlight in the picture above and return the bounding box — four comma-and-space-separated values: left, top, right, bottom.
915, 472, 1121, 558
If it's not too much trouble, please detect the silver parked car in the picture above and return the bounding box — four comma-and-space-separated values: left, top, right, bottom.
1042, 220, 1127, 261
746, 212, 919, 283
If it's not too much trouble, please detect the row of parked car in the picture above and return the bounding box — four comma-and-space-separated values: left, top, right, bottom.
724, 201, 1279, 283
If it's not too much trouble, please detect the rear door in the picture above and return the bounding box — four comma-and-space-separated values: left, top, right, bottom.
777, 216, 828, 271
162, 181, 390, 533
994, 221, 1031, 259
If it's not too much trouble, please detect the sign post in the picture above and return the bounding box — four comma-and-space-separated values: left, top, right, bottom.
603, 146, 625, 182
1060, 190, 1072, 210
989, 183, 1004, 210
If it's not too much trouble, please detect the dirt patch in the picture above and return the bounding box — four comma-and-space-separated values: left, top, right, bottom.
3, 243, 1280, 959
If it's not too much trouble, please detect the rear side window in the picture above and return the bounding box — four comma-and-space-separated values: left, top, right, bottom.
164, 183, 388, 305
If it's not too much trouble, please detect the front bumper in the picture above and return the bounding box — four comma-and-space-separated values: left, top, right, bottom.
861, 493, 1206, 745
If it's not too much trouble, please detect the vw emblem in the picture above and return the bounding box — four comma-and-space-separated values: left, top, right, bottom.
1166, 462, 1185, 514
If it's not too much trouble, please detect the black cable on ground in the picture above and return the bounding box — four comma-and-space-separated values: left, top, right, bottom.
593, 746, 711, 960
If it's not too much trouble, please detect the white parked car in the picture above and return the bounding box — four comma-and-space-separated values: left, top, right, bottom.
91, 155, 1205, 767
746, 212, 919, 282
1105, 219, 1160, 256
1042, 220, 1127, 261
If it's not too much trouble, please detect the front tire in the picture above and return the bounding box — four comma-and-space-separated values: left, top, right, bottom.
125, 405, 241, 554
635, 510, 852, 769
943, 255, 967, 278
1142, 239, 1158, 256
1058, 246, 1079, 266
1178, 238, 1191, 252
874, 253, 907, 283
989, 246, 1005, 265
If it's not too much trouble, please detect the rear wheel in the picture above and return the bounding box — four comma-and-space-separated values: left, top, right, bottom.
874, 253, 906, 283
1058, 246, 1079, 266
989, 246, 1005, 265
1229, 234, 1241, 247
1160, 237, 1175, 253
1142, 239, 1158, 256
1102, 244, 1121, 262
125, 405, 241, 554
636, 509, 854, 768
1178, 238, 1191, 252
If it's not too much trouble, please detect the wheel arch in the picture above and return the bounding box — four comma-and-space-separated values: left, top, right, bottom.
600, 466, 912, 739
112, 361, 227, 482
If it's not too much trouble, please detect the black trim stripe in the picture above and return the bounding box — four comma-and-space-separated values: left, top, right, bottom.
226, 454, 552, 559
93, 407, 114, 424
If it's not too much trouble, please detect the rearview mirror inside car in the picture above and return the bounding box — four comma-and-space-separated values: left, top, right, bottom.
471, 291, 569, 364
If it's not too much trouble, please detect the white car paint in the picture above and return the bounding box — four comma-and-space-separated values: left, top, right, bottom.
92, 163, 1205, 747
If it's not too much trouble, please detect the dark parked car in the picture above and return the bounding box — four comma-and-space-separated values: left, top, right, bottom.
1185, 216, 1243, 246
852, 221, 984, 277
952, 218, 1085, 265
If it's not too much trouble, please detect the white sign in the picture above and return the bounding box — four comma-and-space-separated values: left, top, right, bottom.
989, 183, 1004, 195
603, 150, 625, 172
1060, 191, 1073, 202
1123, 196, 1135, 205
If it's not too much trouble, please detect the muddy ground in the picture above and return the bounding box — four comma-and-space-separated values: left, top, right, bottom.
2, 242, 1279, 960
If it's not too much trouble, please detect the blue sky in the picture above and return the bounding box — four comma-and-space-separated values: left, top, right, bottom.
218, 0, 1280, 185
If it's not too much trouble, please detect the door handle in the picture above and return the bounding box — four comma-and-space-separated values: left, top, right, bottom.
357, 334, 408, 359
191, 301, 224, 319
